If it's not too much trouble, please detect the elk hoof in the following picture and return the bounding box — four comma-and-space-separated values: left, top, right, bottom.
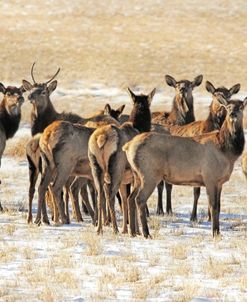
97, 229, 103, 235
129, 231, 137, 237
34, 217, 42, 226
42, 218, 50, 225
190, 216, 197, 222
156, 210, 164, 216
121, 228, 128, 234
27, 216, 33, 224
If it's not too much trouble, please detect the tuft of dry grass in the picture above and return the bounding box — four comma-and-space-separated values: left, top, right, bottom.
132, 282, 148, 301
81, 232, 103, 256
4, 135, 30, 159
170, 243, 188, 260
202, 256, 234, 279
3, 224, 16, 236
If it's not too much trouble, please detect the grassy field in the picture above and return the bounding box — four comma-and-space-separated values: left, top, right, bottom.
1, 0, 247, 89
1, 1, 247, 301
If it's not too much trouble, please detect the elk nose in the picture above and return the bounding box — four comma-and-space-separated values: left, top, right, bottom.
230, 112, 237, 118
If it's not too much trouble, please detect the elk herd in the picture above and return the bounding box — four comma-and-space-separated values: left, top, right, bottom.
0, 63, 246, 238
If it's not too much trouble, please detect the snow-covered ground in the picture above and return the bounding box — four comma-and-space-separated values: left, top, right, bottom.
0, 84, 247, 302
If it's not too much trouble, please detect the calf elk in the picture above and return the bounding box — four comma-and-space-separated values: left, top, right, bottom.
0, 83, 25, 211
123, 99, 246, 238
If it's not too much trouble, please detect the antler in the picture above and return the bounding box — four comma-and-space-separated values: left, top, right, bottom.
46, 68, 60, 85
31, 62, 36, 84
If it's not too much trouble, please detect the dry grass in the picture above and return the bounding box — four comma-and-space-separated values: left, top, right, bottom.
4, 135, 30, 159
170, 244, 188, 260
202, 256, 234, 279
132, 282, 149, 300
81, 231, 103, 256
1, 0, 247, 93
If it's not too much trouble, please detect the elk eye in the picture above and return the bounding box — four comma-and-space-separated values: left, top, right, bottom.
6, 92, 11, 96
41, 91, 46, 95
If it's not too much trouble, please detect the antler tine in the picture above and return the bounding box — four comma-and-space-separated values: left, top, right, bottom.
46, 68, 60, 85
31, 62, 36, 84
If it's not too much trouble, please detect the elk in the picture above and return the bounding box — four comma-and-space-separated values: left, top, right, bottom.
0, 83, 25, 211
88, 88, 156, 234
158, 81, 241, 219
35, 107, 119, 225
152, 74, 203, 125
242, 152, 247, 181
151, 75, 203, 216
123, 99, 247, 238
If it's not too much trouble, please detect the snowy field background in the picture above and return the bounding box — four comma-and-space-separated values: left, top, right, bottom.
1, 1, 247, 302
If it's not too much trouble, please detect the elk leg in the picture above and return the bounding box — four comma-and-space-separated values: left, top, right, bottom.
79, 180, 95, 224
119, 184, 128, 234
207, 185, 220, 237
156, 180, 164, 215
64, 186, 70, 222
70, 178, 83, 222
88, 180, 96, 211
136, 180, 157, 238
104, 183, 118, 234
165, 182, 173, 214
27, 155, 39, 223
127, 186, 139, 237
41, 200, 50, 225
35, 166, 52, 225
116, 192, 122, 212
190, 187, 201, 221
80, 182, 89, 215
89, 154, 104, 234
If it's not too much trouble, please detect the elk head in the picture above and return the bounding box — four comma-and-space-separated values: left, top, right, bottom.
104, 104, 125, 121
206, 81, 241, 126
128, 87, 156, 132
223, 98, 247, 134
165, 74, 203, 111
0, 83, 25, 116
22, 62, 60, 116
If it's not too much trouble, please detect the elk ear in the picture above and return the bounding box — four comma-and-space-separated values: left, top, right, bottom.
47, 80, 57, 95
104, 104, 111, 115
116, 104, 125, 116
205, 81, 216, 94
148, 88, 156, 105
165, 75, 176, 87
127, 87, 136, 102
229, 83, 240, 96
243, 97, 247, 108
192, 75, 203, 88
19, 85, 26, 93
22, 80, 33, 91
0, 83, 6, 94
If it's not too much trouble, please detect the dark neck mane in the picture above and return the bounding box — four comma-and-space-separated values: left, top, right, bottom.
219, 121, 245, 161
167, 95, 195, 126
31, 103, 58, 136
129, 104, 151, 133
0, 102, 21, 139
